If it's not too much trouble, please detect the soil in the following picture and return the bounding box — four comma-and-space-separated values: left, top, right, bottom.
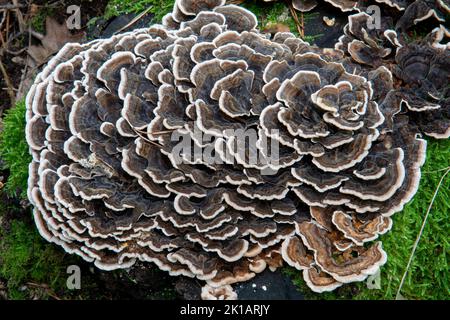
235, 269, 304, 300
302, 3, 347, 48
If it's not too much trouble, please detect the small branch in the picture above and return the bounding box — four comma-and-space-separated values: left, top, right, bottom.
147, 129, 176, 136
300, 12, 304, 38
0, 56, 16, 106
0, 29, 27, 51
26, 282, 62, 300
423, 166, 450, 174
5, 46, 27, 55
0, 27, 5, 48
29, 29, 44, 41
395, 167, 450, 300
12, 0, 26, 33
288, 2, 304, 38
113, 6, 153, 35
15, 29, 32, 101
0, 4, 26, 10
5, 10, 10, 42
0, 9, 6, 31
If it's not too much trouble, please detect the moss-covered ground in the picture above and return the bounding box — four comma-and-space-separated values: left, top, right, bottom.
0, 100, 31, 199
103, 0, 175, 22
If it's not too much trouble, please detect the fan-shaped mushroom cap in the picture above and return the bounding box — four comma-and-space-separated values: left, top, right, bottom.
335, 11, 449, 140
396, 0, 449, 32
262, 0, 420, 12
393, 41, 450, 139
26, 0, 431, 297
201, 284, 238, 300
335, 13, 399, 67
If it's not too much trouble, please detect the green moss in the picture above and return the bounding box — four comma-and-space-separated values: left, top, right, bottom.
0, 201, 178, 299
104, 0, 175, 23
238, 1, 324, 43
0, 217, 72, 299
356, 138, 450, 300
29, 7, 56, 33
285, 138, 450, 300
239, 0, 300, 36
0, 99, 32, 199
103, 0, 323, 41
0, 201, 102, 299
303, 33, 323, 44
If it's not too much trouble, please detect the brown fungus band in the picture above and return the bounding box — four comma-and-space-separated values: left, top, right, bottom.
25, 0, 445, 298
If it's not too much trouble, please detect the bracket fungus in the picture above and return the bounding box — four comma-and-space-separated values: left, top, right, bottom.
25, 0, 445, 297
264, 0, 450, 12
264, 0, 449, 34
395, 0, 450, 31
335, 12, 450, 139
263, 0, 408, 12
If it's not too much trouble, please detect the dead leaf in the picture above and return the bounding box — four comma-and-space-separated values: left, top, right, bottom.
27, 17, 85, 67
262, 22, 291, 35
323, 16, 335, 27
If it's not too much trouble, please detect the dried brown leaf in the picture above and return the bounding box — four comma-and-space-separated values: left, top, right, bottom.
27, 17, 85, 67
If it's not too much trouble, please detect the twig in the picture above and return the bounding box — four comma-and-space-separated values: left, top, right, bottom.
423, 166, 450, 174
29, 29, 44, 41
395, 167, 450, 300
6, 46, 27, 55
0, 26, 5, 48
113, 6, 153, 35
0, 11, 6, 31
0, 56, 16, 106
147, 129, 176, 136
26, 282, 62, 300
15, 28, 32, 101
5, 9, 9, 42
300, 12, 304, 38
123, 118, 164, 148
0, 29, 27, 51
12, 0, 25, 33
0, 4, 26, 10
288, 2, 304, 38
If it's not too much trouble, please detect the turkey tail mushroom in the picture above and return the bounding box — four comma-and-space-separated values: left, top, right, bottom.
396, 0, 450, 32
335, 12, 449, 139
392, 31, 450, 139
26, 0, 434, 297
261, 0, 411, 12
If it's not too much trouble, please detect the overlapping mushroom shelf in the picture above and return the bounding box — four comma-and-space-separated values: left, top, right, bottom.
26, 0, 434, 294
335, 12, 450, 139
264, 0, 450, 31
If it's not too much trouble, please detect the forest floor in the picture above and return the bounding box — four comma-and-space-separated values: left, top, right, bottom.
0, 0, 448, 300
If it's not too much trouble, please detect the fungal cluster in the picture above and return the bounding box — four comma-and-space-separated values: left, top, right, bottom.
25, 0, 449, 298
265, 0, 449, 29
